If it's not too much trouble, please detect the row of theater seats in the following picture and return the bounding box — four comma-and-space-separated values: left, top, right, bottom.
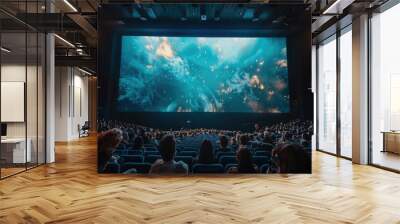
105, 162, 271, 174
108, 146, 272, 174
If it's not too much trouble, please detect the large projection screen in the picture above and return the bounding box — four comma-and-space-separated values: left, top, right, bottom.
1, 82, 25, 122
117, 36, 289, 113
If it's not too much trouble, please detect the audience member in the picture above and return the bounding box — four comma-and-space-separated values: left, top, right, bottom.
97, 119, 313, 174
219, 135, 230, 152
272, 144, 311, 173
133, 136, 144, 150
149, 135, 189, 175
196, 140, 216, 164
98, 128, 123, 172
228, 148, 258, 173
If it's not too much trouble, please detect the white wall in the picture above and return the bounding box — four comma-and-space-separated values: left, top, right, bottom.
1, 63, 46, 164
54, 67, 89, 141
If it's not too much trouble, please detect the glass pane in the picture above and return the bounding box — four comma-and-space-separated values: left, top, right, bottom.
317, 37, 337, 154
1, 30, 28, 177
38, 33, 46, 165
371, 4, 400, 171
27, 30, 38, 169
340, 29, 352, 158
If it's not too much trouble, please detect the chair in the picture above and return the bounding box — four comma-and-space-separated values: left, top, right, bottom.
192, 164, 224, 173
218, 156, 237, 167
180, 146, 198, 152
145, 147, 157, 151
255, 151, 269, 157
121, 155, 144, 163
264, 143, 275, 151
103, 163, 120, 173
145, 155, 162, 164
144, 151, 160, 157
175, 156, 194, 170
126, 150, 143, 155
78, 121, 90, 138
253, 156, 269, 168
177, 151, 197, 157
116, 145, 126, 150
224, 163, 238, 172
216, 152, 235, 160
113, 150, 127, 156
123, 168, 138, 174
259, 164, 269, 173
120, 162, 151, 174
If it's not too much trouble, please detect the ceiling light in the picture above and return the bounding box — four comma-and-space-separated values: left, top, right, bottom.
78, 67, 93, 76
322, 0, 354, 15
54, 34, 75, 48
63, 0, 78, 12
1, 47, 11, 53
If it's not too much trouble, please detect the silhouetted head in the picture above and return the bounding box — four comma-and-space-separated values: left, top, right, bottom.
198, 140, 214, 164
133, 136, 144, 149
236, 148, 256, 173
273, 144, 311, 173
159, 135, 176, 162
239, 134, 249, 146
219, 135, 229, 150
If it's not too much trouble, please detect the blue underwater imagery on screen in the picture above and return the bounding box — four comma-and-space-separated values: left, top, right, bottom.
118, 36, 289, 113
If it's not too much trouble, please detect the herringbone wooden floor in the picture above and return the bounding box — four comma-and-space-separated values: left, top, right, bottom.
1, 136, 400, 224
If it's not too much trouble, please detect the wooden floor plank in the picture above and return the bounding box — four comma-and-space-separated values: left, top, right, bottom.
0, 136, 400, 224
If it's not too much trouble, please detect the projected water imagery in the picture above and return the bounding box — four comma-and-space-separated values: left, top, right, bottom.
118, 36, 289, 113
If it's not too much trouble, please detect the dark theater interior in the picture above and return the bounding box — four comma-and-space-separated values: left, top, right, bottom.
0, 0, 399, 223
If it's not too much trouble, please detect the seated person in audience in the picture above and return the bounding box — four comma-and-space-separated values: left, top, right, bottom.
231, 137, 238, 149
262, 131, 274, 145
254, 123, 261, 133
239, 134, 250, 150
120, 130, 130, 147
272, 144, 311, 173
228, 148, 258, 174
133, 136, 145, 150
149, 135, 189, 175
219, 135, 231, 152
196, 140, 216, 164
98, 128, 123, 173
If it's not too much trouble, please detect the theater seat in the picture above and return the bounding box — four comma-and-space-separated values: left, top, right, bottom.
192, 164, 224, 173
103, 163, 120, 173
219, 156, 237, 167
253, 156, 269, 168
177, 151, 197, 157
180, 147, 198, 151
259, 164, 269, 173
123, 168, 137, 174
126, 150, 144, 155
145, 155, 162, 164
113, 150, 127, 156
175, 156, 193, 170
224, 163, 238, 172
121, 155, 144, 163
120, 162, 151, 174
216, 152, 235, 160
264, 143, 275, 151
145, 147, 157, 151
254, 151, 269, 157
144, 151, 160, 157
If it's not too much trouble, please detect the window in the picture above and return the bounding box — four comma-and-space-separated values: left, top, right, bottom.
317, 36, 337, 154
339, 28, 352, 158
370, 3, 400, 171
